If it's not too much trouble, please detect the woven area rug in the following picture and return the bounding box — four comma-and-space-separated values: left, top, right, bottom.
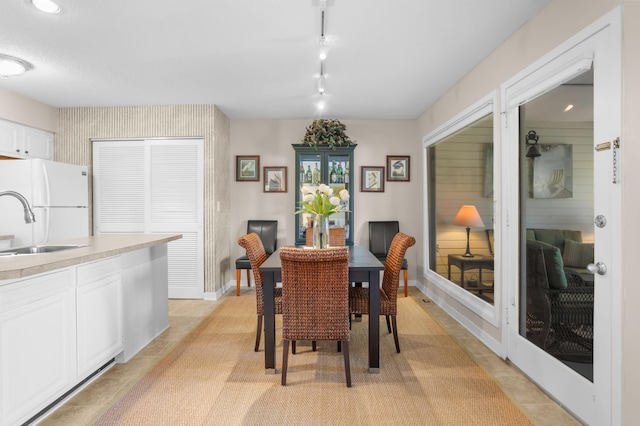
96, 294, 532, 425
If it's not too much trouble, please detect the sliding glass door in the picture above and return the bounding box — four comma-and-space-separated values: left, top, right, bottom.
503, 9, 621, 424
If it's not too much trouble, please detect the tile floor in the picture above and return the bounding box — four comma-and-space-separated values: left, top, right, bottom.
35, 288, 580, 425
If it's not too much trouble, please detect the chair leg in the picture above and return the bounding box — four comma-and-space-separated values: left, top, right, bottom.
255, 315, 262, 352
342, 340, 351, 387
391, 315, 400, 353
312, 341, 317, 351
385, 315, 391, 333
246, 270, 251, 288
337, 341, 341, 352
292, 341, 296, 354
404, 269, 408, 297
281, 340, 289, 386
236, 269, 241, 296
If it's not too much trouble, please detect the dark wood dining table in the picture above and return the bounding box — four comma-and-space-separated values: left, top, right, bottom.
259, 245, 385, 373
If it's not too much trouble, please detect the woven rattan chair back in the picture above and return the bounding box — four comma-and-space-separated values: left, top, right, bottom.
238, 233, 268, 314
304, 227, 346, 247
349, 232, 415, 353
238, 232, 283, 352
279, 246, 351, 386
380, 232, 416, 316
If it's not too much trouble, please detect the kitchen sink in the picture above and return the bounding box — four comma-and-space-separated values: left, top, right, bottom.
0, 244, 89, 256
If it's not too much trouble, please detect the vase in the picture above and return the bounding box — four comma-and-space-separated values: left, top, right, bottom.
312, 214, 330, 248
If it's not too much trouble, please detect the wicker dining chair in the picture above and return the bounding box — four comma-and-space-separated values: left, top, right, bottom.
279, 246, 352, 387
304, 227, 346, 247
237, 232, 282, 352
349, 232, 416, 353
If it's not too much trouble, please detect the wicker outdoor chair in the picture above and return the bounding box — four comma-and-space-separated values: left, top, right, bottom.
305, 227, 346, 247
237, 232, 283, 352
349, 232, 415, 353
279, 246, 352, 387
525, 240, 593, 363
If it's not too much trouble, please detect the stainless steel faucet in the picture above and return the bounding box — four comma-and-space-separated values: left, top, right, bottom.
0, 190, 36, 223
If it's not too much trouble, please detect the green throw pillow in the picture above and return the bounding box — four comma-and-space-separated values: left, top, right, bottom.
527, 239, 568, 289
562, 239, 594, 269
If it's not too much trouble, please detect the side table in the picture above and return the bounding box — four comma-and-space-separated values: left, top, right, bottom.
447, 254, 494, 292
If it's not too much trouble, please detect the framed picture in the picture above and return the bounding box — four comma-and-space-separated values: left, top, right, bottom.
532, 144, 573, 199
236, 155, 260, 181
361, 166, 385, 192
386, 155, 410, 181
263, 166, 287, 192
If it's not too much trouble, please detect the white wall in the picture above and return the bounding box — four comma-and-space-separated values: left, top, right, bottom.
229, 119, 422, 280
0, 87, 57, 132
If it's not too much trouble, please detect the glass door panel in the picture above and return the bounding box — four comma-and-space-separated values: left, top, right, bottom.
519, 70, 594, 380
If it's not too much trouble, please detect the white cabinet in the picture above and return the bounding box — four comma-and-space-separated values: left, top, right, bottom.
0, 269, 76, 426
0, 119, 54, 160
76, 257, 123, 380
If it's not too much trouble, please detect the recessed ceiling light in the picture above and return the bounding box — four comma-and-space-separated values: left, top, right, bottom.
31, 0, 61, 14
564, 104, 574, 112
0, 54, 33, 78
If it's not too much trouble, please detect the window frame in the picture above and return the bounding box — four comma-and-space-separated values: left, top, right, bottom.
421, 91, 500, 326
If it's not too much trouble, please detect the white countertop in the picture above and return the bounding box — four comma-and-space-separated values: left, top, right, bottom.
0, 233, 182, 280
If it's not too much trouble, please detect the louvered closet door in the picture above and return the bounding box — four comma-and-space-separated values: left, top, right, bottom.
149, 140, 203, 298
93, 139, 204, 299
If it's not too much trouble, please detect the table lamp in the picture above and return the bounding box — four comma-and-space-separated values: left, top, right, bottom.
453, 205, 484, 258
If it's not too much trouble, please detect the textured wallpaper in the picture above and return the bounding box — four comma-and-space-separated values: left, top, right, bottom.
56, 104, 230, 295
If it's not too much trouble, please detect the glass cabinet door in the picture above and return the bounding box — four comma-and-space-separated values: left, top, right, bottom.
293, 144, 356, 246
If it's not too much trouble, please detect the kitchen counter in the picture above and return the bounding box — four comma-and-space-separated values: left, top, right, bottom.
0, 233, 182, 280
0, 233, 181, 425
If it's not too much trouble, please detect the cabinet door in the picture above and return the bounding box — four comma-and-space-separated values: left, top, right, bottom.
23, 126, 54, 160
0, 270, 76, 426
76, 257, 123, 380
293, 144, 355, 246
0, 119, 20, 157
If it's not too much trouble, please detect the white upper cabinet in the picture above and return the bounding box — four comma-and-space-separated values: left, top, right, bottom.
0, 119, 54, 160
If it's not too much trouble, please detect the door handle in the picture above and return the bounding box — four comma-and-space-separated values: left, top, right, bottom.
587, 262, 607, 276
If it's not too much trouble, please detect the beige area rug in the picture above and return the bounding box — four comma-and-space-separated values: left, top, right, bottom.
96, 294, 532, 425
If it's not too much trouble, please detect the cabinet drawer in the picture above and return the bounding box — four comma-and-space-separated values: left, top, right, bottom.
0, 269, 72, 313
76, 256, 121, 285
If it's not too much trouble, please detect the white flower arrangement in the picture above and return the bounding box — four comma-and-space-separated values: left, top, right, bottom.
296, 183, 350, 217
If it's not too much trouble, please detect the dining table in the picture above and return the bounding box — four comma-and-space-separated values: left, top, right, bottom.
259, 245, 385, 373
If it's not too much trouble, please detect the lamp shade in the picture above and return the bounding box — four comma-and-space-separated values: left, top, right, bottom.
453, 205, 484, 228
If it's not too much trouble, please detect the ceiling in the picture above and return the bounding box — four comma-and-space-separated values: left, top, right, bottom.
0, 0, 549, 120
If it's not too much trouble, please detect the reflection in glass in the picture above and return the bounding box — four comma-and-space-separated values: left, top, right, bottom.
427, 114, 495, 304
519, 70, 594, 381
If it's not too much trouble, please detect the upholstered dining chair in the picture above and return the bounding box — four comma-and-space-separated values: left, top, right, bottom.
305, 227, 346, 247
235, 220, 277, 296
369, 221, 410, 297
279, 246, 352, 387
237, 232, 282, 352
350, 232, 416, 353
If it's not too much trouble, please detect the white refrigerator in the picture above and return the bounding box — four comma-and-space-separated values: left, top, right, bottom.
0, 159, 89, 248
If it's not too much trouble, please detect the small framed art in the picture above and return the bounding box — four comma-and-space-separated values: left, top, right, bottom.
236, 155, 260, 181
361, 166, 385, 192
386, 155, 410, 181
263, 166, 287, 192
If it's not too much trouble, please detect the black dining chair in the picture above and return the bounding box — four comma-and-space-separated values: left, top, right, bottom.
369, 221, 410, 297
235, 220, 277, 296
